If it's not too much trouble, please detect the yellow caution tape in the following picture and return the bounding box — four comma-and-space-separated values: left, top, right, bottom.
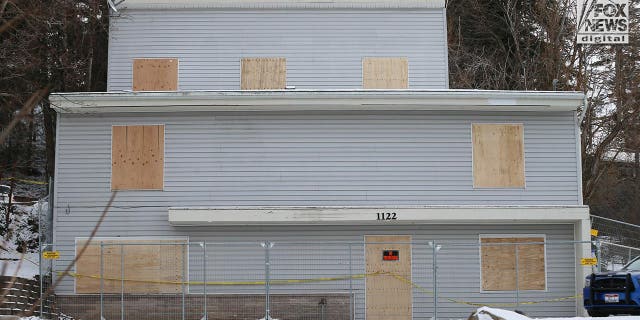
60, 271, 370, 286
61, 271, 580, 307
386, 272, 582, 307
2, 177, 48, 185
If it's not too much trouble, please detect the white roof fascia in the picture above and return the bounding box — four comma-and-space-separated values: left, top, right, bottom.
168, 205, 590, 226
119, 0, 445, 9
49, 90, 585, 114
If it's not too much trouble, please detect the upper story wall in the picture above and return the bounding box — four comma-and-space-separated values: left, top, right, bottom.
107, 1, 448, 90
54, 109, 581, 207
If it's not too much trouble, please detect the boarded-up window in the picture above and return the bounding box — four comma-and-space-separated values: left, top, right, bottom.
362, 57, 408, 89
132, 58, 178, 91
75, 239, 186, 294
480, 236, 546, 291
240, 57, 286, 89
111, 125, 164, 190
472, 124, 525, 188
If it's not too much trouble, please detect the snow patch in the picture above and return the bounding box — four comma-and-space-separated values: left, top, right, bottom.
1, 252, 40, 278
1, 200, 45, 279
474, 307, 640, 320
475, 307, 532, 320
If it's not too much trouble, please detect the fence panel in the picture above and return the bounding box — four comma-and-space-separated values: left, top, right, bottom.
598, 242, 640, 272
268, 242, 355, 320
30, 239, 608, 320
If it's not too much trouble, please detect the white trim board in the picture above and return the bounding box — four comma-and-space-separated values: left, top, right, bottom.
119, 0, 446, 9
49, 90, 584, 114
168, 206, 590, 226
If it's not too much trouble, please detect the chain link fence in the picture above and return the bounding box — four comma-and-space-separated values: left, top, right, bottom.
591, 215, 640, 272
24, 239, 597, 320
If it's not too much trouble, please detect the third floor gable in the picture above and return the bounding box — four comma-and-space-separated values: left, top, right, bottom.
107, 0, 448, 91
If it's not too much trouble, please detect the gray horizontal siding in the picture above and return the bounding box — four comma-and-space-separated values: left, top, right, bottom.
54, 111, 580, 208
52, 110, 581, 317
51, 224, 577, 318
107, 9, 448, 90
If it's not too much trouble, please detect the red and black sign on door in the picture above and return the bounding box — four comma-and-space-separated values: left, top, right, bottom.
382, 250, 399, 261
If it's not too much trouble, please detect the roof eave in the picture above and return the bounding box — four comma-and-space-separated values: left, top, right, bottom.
49, 90, 585, 114
119, 0, 446, 10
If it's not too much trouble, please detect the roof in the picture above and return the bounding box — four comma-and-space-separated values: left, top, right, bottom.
49, 89, 585, 114
117, 0, 445, 9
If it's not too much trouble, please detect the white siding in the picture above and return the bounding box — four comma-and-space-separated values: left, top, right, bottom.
107, 9, 448, 90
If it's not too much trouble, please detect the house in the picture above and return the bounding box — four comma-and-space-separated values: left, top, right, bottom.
48, 0, 590, 319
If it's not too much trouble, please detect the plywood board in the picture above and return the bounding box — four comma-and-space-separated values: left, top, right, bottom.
75, 239, 185, 294
480, 237, 516, 291
240, 57, 286, 89
515, 237, 546, 290
472, 124, 525, 188
481, 237, 545, 291
365, 235, 412, 320
132, 58, 178, 91
362, 57, 408, 89
111, 125, 164, 190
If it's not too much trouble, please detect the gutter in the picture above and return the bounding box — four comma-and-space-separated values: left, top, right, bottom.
49, 89, 585, 114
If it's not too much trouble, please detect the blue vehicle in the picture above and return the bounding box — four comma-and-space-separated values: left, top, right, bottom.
584, 256, 640, 316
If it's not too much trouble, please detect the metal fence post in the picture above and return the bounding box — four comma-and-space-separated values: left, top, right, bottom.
348, 243, 353, 320
38, 242, 44, 319
100, 241, 104, 320
182, 243, 186, 320
432, 241, 438, 320
262, 241, 273, 320
203, 242, 207, 320
515, 243, 520, 308
121, 244, 125, 320
595, 239, 602, 272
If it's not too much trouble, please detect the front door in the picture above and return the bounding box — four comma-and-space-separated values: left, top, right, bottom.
365, 235, 412, 320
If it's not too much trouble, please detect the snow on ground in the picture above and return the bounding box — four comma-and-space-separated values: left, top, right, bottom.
1, 251, 40, 278
475, 307, 532, 320
544, 316, 640, 319
1, 200, 44, 279
12, 307, 640, 320
543, 318, 640, 320
474, 307, 640, 320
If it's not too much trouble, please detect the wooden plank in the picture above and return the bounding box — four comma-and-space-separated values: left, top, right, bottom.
132, 58, 178, 91
141, 125, 164, 189
480, 237, 516, 291
75, 239, 185, 294
481, 237, 545, 291
126, 125, 145, 189
365, 235, 411, 320
362, 57, 408, 89
110, 126, 128, 190
75, 241, 123, 293
472, 124, 525, 188
240, 57, 286, 89
516, 237, 546, 290
111, 125, 164, 190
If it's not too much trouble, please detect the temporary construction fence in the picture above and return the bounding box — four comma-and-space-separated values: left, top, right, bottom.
30, 238, 604, 320
591, 215, 640, 272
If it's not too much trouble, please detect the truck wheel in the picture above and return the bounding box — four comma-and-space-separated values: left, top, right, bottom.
587, 310, 608, 317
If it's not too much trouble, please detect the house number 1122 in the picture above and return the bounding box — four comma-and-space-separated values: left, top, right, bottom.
376, 212, 397, 220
